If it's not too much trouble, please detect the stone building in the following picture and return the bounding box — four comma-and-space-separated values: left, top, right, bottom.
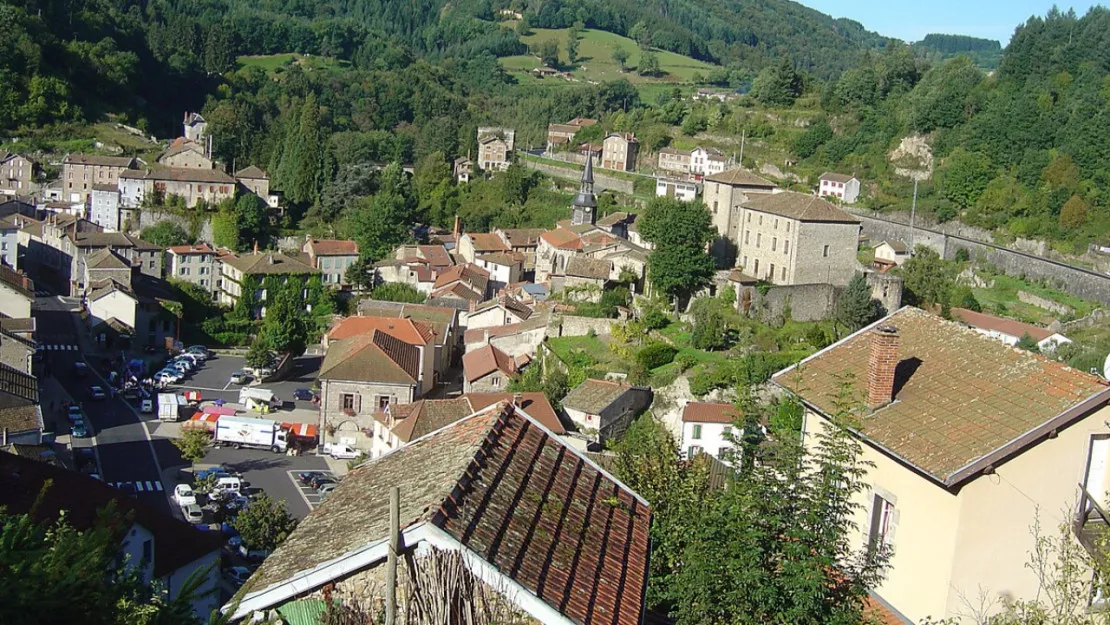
601, 132, 638, 172
0, 152, 35, 196
61, 154, 137, 203
562, 379, 652, 445
702, 167, 778, 243
736, 191, 861, 287
167, 243, 220, 297
216, 249, 319, 310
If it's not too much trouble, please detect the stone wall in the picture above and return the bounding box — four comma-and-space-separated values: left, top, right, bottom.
135, 209, 214, 243
553, 315, 617, 337
520, 159, 637, 194
848, 210, 1110, 305
744, 283, 838, 322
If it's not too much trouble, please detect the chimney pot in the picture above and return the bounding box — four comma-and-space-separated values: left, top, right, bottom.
469, 298, 477, 313
513, 393, 522, 407
867, 325, 900, 409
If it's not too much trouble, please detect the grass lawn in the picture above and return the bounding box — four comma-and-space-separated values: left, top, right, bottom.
547, 335, 621, 368
503, 28, 719, 86
972, 272, 1098, 322
237, 54, 351, 74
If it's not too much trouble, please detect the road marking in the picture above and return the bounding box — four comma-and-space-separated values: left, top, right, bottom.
169, 385, 237, 393
43, 344, 79, 351
113, 481, 164, 492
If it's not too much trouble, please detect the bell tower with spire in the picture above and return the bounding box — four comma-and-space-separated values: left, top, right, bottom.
571, 152, 597, 225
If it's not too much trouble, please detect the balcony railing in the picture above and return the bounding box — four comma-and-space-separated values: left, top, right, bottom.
1074, 483, 1110, 555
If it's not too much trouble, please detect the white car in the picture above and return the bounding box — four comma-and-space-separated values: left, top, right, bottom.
324, 443, 359, 460
140, 399, 154, 414
174, 484, 197, 507
154, 372, 180, 385
182, 504, 204, 524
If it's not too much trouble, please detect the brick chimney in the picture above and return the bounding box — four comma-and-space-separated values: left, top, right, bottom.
468, 298, 477, 313
867, 325, 900, 409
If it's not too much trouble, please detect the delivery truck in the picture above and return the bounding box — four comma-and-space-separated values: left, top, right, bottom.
157, 393, 188, 422
215, 415, 289, 453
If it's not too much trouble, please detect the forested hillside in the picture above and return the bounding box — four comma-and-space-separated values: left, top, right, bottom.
912, 34, 1002, 69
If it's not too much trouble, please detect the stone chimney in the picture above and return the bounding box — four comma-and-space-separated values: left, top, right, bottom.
453, 215, 461, 239
867, 325, 900, 409
468, 298, 477, 313
512, 393, 522, 407
253, 240, 259, 254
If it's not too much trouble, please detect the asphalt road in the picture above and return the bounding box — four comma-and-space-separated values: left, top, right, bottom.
33, 295, 178, 516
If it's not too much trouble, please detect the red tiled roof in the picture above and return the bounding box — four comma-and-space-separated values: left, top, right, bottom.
462, 344, 517, 382
433, 263, 490, 290
464, 392, 563, 434
240, 403, 648, 625
0, 451, 222, 578
774, 307, 1110, 486
539, 228, 581, 249
417, 245, 453, 268
682, 402, 739, 424
308, 239, 359, 256
950, 308, 1058, 343
465, 232, 510, 253
329, 316, 433, 346
168, 243, 215, 255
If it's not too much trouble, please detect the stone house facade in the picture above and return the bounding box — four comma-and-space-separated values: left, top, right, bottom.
61, 154, 136, 203
601, 133, 638, 172
702, 168, 778, 243
0, 152, 34, 195
167, 244, 220, 297
561, 379, 653, 444
736, 191, 861, 287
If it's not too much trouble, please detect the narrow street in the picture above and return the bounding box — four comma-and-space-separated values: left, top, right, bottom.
33, 295, 178, 516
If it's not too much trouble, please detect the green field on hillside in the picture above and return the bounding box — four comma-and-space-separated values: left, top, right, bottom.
502, 28, 720, 87
237, 54, 351, 74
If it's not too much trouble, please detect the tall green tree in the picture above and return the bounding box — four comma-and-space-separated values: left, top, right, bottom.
898, 246, 956, 308
672, 383, 889, 624
275, 93, 331, 207
939, 148, 995, 209
140, 222, 190, 248
834, 273, 879, 331
231, 493, 298, 552
350, 163, 415, 261
612, 415, 714, 609
258, 278, 308, 356
639, 198, 716, 303
611, 45, 630, 71
752, 58, 804, 106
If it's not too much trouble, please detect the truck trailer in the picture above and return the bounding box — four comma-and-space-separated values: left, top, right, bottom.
215, 415, 289, 453
157, 393, 188, 422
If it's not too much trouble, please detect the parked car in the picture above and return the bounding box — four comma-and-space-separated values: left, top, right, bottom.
225, 566, 252, 585
238, 544, 271, 562
229, 371, 250, 385
323, 443, 359, 460
195, 466, 233, 481
73, 362, 89, 376
182, 504, 204, 524
71, 423, 89, 438
318, 483, 338, 496
186, 345, 211, 359
169, 360, 193, 373
310, 476, 336, 490
140, 399, 154, 413
174, 354, 200, 368
296, 471, 328, 486
174, 484, 197, 507
67, 405, 85, 422
154, 371, 181, 385
88, 386, 107, 400
292, 388, 317, 401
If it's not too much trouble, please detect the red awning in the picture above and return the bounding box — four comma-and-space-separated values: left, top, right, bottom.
184, 390, 202, 402
201, 405, 236, 416
281, 422, 318, 438
190, 412, 220, 423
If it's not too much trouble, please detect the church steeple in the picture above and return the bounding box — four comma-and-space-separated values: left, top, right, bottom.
571, 152, 597, 225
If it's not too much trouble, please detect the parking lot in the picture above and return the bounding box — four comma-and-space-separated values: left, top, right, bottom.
165, 354, 323, 409
287, 469, 337, 511
195, 447, 331, 519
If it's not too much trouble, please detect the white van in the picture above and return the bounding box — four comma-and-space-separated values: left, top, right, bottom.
214, 476, 242, 493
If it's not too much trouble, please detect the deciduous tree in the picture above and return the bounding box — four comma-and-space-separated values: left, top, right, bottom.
639, 198, 716, 303
172, 427, 212, 464
834, 273, 879, 331
231, 493, 298, 552
611, 45, 630, 71
140, 222, 190, 248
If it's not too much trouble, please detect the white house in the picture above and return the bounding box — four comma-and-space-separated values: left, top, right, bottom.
655, 177, 700, 202
818, 172, 861, 204
873, 240, 910, 268
0, 214, 21, 270
950, 308, 1073, 352
474, 252, 522, 292
89, 185, 122, 231
690, 147, 730, 177
681, 402, 739, 461
466, 296, 533, 331
87, 281, 139, 335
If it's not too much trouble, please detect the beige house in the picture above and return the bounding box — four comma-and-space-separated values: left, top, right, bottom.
546, 118, 597, 151
156, 141, 213, 169
657, 147, 692, 174
736, 191, 861, 287
873, 240, 911, 270
217, 249, 320, 310
457, 232, 510, 264
467, 296, 533, 331
476, 126, 515, 172
234, 166, 278, 208
302, 238, 359, 286
167, 243, 220, 297
182, 112, 208, 143
61, 154, 137, 203
774, 307, 1110, 624
602, 132, 638, 172
0, 152, 35, 195
357, 300, 460, 377
121, 167, 237, 209
702, 168, 778, 243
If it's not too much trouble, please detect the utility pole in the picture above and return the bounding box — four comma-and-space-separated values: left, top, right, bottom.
386, 486, 399, 625
909, 177, 919, 252
738, 129, 746, 167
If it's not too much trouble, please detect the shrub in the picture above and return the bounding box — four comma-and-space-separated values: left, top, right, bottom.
636, 342, 678, 370
954, 248, 970, 263
950, 286, 981, 311
641, 307, 670, 330
675, 352, 698, 372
